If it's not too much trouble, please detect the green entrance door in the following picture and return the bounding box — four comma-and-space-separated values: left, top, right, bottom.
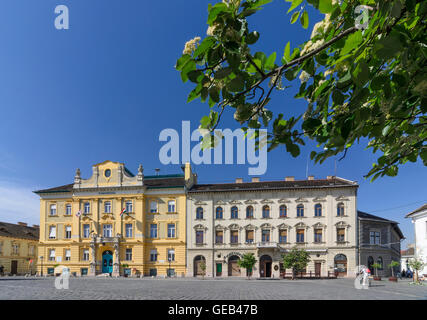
216, 263, 222, 277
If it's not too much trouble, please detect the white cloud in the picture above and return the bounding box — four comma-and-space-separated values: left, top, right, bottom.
0, 180, 39, 225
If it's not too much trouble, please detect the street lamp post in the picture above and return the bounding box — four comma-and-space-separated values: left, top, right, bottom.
168, 257, 171, 278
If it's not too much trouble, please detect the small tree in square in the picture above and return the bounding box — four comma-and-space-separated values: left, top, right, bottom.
199, 260, 207, 280
408, 259, 425, 284
237, 253, 257, 279
282, 247, 310, 280
388, 260, 400, 278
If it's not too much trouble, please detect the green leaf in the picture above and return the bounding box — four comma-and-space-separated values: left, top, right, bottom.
215, 67, 233, 79
175, 55, 192, 71
209, 86, 220, 103
227, 75, 245, 92
283, 42, 291, 63
265, 52, 277, 70
319, 0, 333, 14
290, 11, 300, 24
246, 31, 260, 44
180, 60, 196, 82
341, 31, 362, 56
193, 37, 216, 58
300, 10, 309, 29
287, 0, 304, 13
207, 3, 229, 25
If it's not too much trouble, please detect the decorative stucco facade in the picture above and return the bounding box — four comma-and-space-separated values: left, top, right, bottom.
405, 204, 427, 276
186, 176, 360, 278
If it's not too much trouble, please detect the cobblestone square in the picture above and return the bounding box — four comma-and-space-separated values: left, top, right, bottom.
0, 277, 426, 300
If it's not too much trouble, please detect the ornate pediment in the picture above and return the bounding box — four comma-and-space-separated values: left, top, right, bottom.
278, 198, 291, 203
229, 200, 242, 205
277, 223, 291, 229
295, 197, 309, 203
335, 195, 350, 201
99, 214, 114, 221
260, 223, 273, 229
294, 222, 308, 228
260, 199, 274, 204
194, 224, 207, 230
313, 222, 326, 228
244, 224, 257, 230
215, 224, 227, 230
228, 223, 240, 230
313, 197, 327, 202
194, 200, 207, 206
215, 200, 227, 205
335, 221, 350, 227
244, 199, 258, 205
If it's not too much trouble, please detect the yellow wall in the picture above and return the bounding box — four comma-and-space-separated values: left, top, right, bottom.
38, 190, 187, 276
0, 236, 38, 275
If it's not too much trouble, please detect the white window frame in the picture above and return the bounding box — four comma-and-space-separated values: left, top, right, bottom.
150, 224, 158, 238
168, 200, 176, 213
50, 204, 57, 216
125, 248, 132, 261
49, 249, 56, 261
49, 226, 57, 239
65, 249, 71, 261
167, 223, 176, 238
83, 224, 90, 238
167, 249, 175, 262
84, 202, 90, 214
126, 201, 133, 213
65, 204, 72, 216
65, 226, 72, 239
103, 224, 113, 238
82, 249, 89, 261
125, 224, 133, 238
104, 201, 112, 213
150, 201, 158, 213
150, 249, 158, 262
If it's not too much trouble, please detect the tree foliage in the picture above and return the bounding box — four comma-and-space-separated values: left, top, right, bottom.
237, 253, 257, 278
282, 247, 310, 278
175, 0, 426, 180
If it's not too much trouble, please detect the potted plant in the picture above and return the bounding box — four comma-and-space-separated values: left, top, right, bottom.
388, 261, 400, 282
408, 258, 425, 285
372, 263, 382, 280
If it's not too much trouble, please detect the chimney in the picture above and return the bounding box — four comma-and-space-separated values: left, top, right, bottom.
308, 175, 315, 180
32, 224, 39, 228
326, 175, 335, 180
251, 177, 260, 182
17, 222, 27, 227
235, 178, 243, 183
285, 176, 295, 181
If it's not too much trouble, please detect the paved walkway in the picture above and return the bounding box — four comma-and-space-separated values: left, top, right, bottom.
0, 277, 426, 300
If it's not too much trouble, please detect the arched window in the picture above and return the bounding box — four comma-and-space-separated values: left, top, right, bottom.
377, 257, 383, 270
314, 204, 322, 217
231, 206, 238, 219
215, 207, 223, 219
196, 207, 203, 220
297, 204, 304, 217
337, 203, 345, 216
279, 205, 287, 218
262, 205, 270, 219
246, 206, 254, 219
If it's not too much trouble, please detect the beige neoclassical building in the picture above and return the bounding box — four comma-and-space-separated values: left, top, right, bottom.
186, 176, 360, 278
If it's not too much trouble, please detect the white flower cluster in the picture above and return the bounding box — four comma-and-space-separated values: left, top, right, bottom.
183, 36, 201, 55
301, 39, 325, 56
299, 70, 310, 83
222, 0, 241, 7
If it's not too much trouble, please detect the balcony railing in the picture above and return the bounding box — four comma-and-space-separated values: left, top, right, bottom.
257, 241, 278, 248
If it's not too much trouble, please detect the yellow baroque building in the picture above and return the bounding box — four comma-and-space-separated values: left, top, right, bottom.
0, 221, 39, 275
34, 160, 196, 277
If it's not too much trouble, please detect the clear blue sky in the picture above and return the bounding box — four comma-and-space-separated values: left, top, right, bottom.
0, 0, 425, 248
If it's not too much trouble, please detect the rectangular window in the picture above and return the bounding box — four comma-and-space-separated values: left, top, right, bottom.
49, 226, 56, 239
196, 230, 204, 244
12, 244, 19, 255
369, 231, 380, 244
65, 226, 72, 239
167, 268, 175, 277
125, 224, 133, 238
150, 224, 158, 238
84, 202, 90, 214
82, 249, 89, 261
168, 200, 176, 213
50, 204, 57, 216
83, 224, 90, 238
49, 249, 56, 261
150, 201, 158, 213
104, 201, 111, 213
167, 224, 176, 238
150, 249, 157, 262
65, 204, 72, 216
126, 201, 133, 213
215, 230, 223, 244
167, 249, 175, 262
314, 229, 323, 243
337, 228, 345, 242
81, 268, 88, 276
279, 230, 287, 243
230, 230, 238, 244
103, 224, 112, 238
65, 249, 71, 261
125, 248, 132, 261
29, 245, 34, 256
261, 230, 270, 242
149, 268, 157, 276
246, 230, 254, 244
296, 229, 305, 243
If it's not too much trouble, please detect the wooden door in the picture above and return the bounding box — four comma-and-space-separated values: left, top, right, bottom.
11, 260, 18, 275
315, 262, 321, 277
